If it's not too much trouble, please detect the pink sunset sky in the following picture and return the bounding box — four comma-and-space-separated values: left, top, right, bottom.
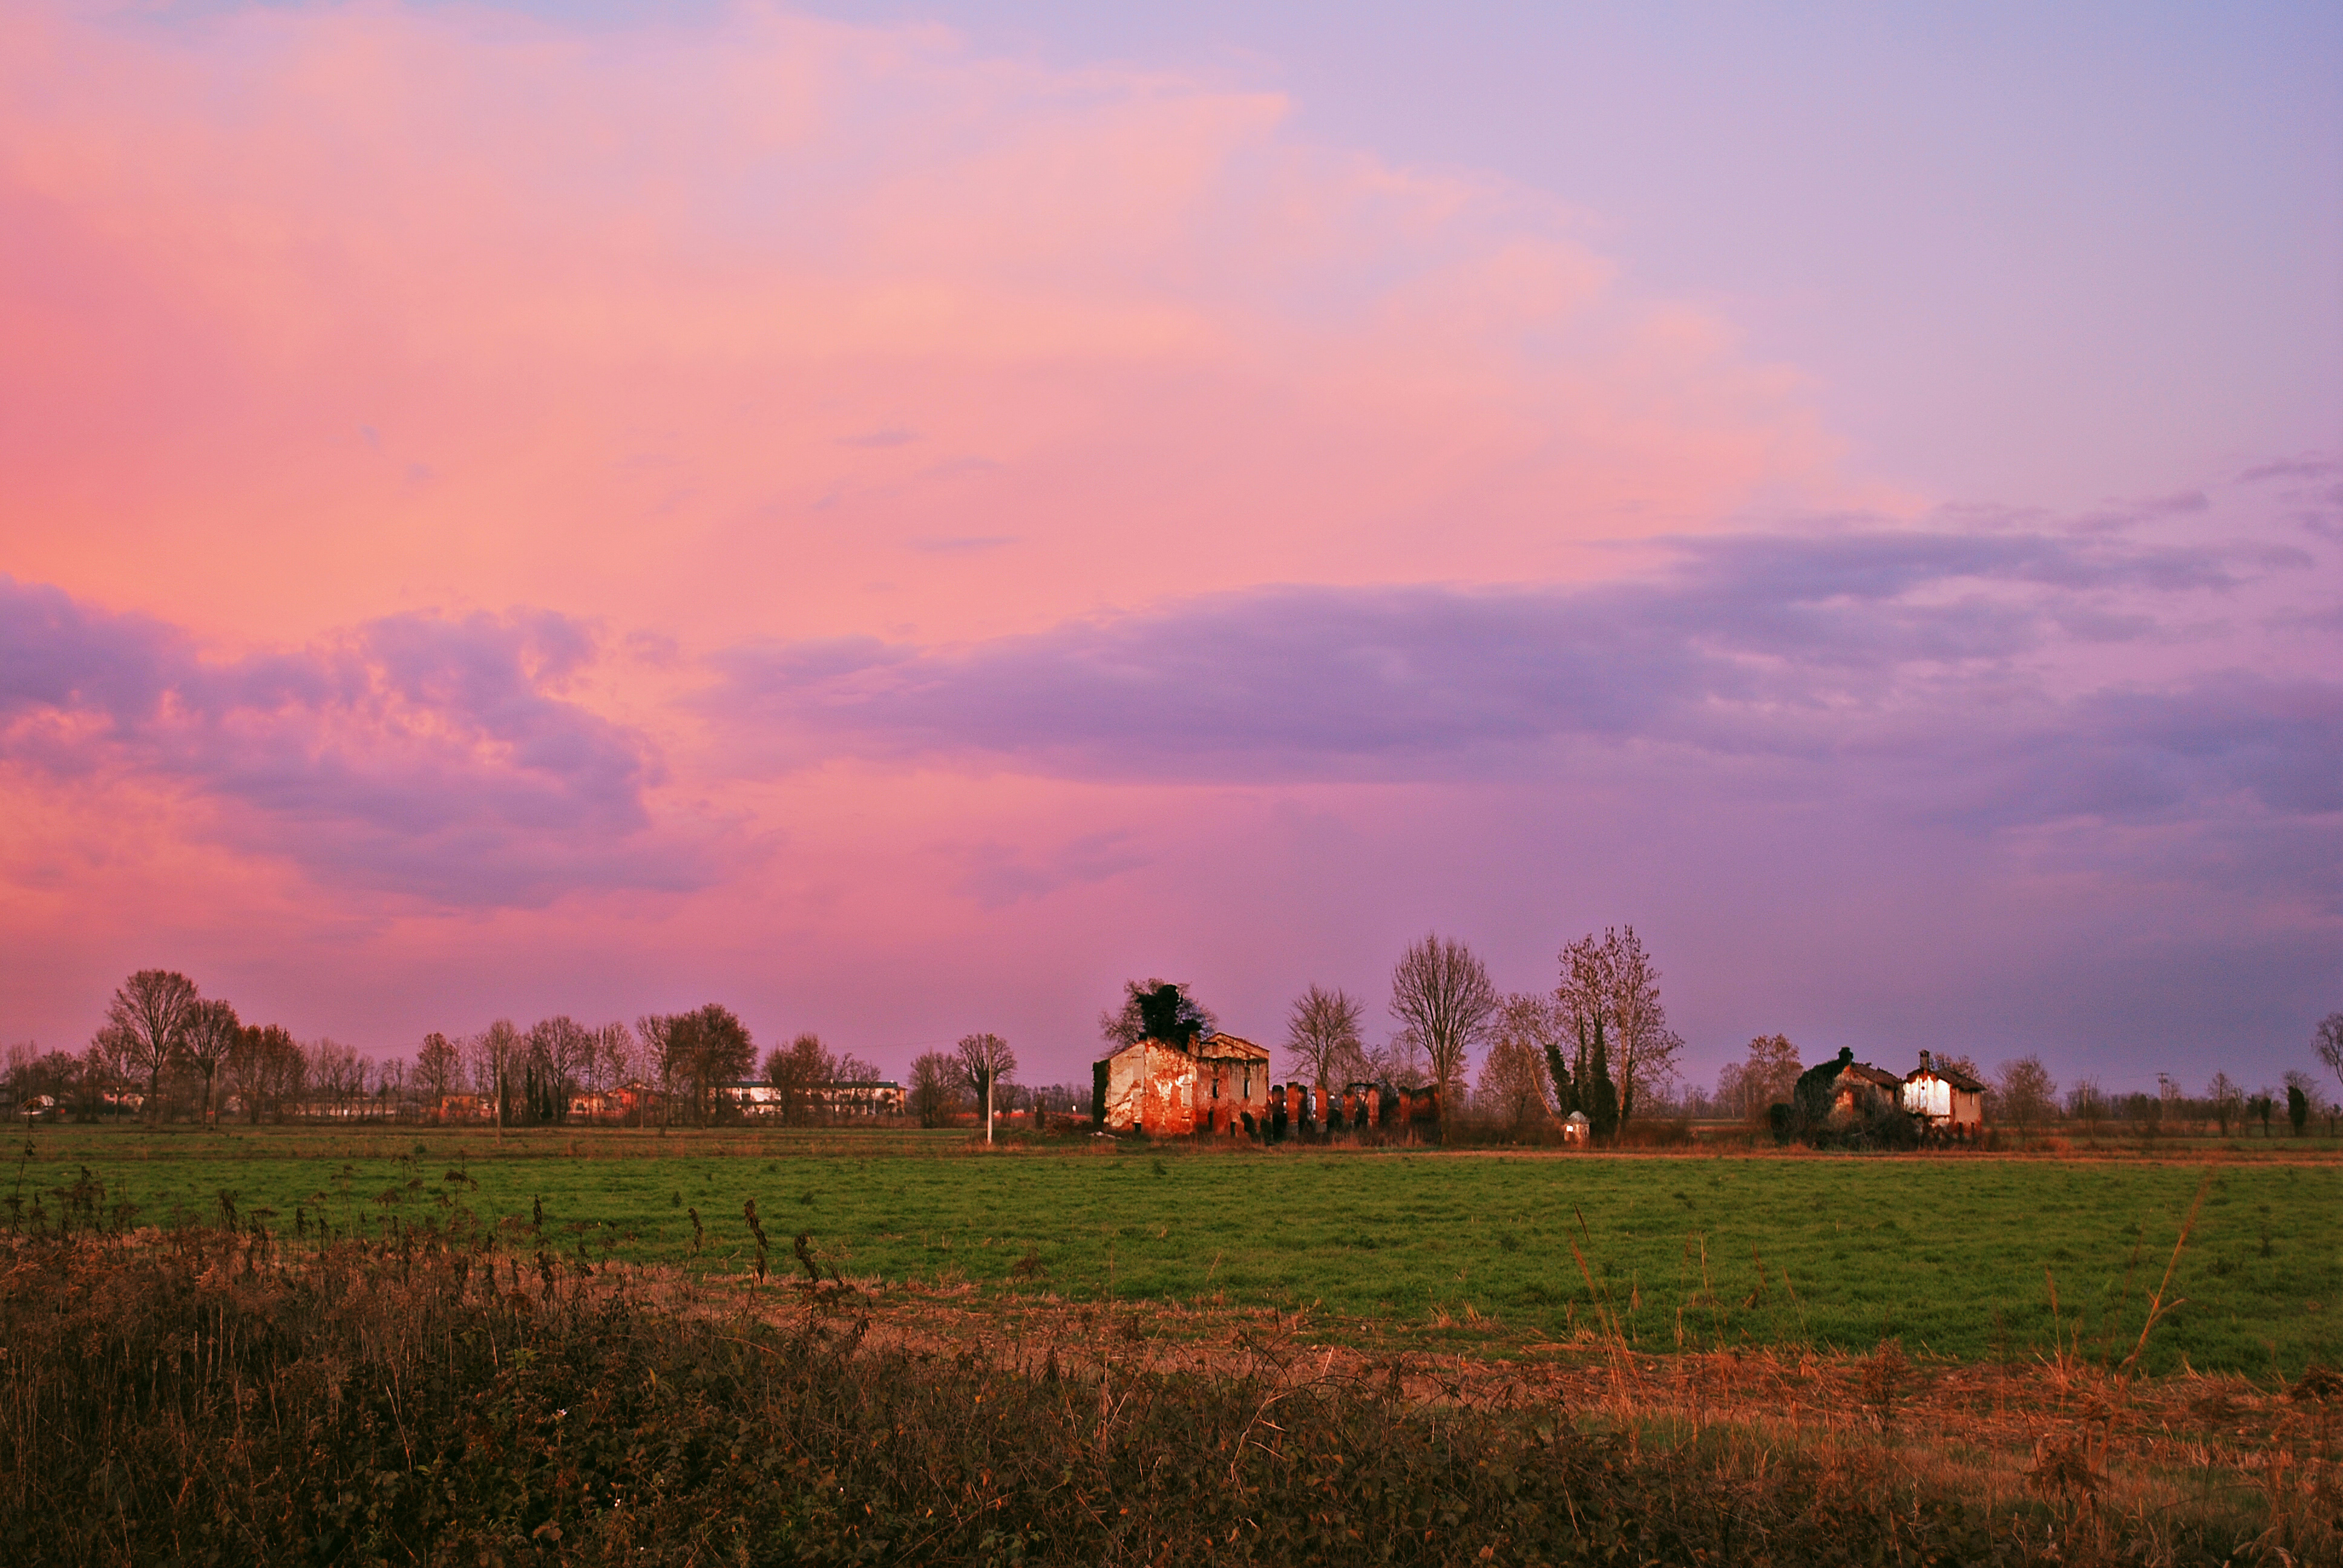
3, 1, 2338, 1093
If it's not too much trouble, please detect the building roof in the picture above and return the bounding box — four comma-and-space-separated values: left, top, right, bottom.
1904, 1063, 1987, 1093
1098, 1031, 1269, 1065
1196, 1032, 1270, 1060
1838, 1063, 1903, 1091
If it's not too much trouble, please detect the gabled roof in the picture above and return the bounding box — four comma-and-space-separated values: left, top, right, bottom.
1838, 1063, 1902, 1091
1904, 1063, 1986, 1093
1101, 1031, 1268, 1064
1195, 1032, 1270, 1060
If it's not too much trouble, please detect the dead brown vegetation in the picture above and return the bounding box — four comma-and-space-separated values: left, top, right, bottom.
1, 1204, 2333, 1564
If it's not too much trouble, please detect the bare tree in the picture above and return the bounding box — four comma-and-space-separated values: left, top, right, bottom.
2065, 1077, 2107, 1135
1994, 1055, 2057, 1138
1495, 991, 1572, 1117
260, 1027, 304, 1119
1285, 985, 1365, 1095
3, 1046, 88, 1122
954, 1032, 1017, 1143
307, 1037, 364, 1117
468, 1019, 522, 1137
526, 1016, 596, 1124
1363, 1030, 1427, 1086
908, 1050, 963, 1129
224, 1024, 301, 1124
182, 997, 241, 1125
1388, 933, 1496, 1140
1554, 937, 1623, 1135
594, 1021, 638, 1096
634, 1013, 675, 1123
1599, 927, 1682, 1125
2206, 1071, 2243, 1137
105, 969, 201, 1124
2317, 1013, 2343, 1109
1475, 1033, 1553, 1129
1555, 928, 1680, 1129
1937, 1051, 1985, 1085
1555, 935, 1612, 1096
1720, 1034, 1802, 1122
83, 1030, 133, 1117
416, 1032, 460, 1110
376, 1056, 408, 1118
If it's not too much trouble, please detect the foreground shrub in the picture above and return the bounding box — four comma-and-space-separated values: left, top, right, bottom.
0, 1228, 2318, 1565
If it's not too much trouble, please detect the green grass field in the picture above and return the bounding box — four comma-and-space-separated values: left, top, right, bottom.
12, 1124, 2338, 1376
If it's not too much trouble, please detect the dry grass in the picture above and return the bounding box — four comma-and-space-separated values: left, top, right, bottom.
729, 1258, 2343, 1554
2, 1199, 2336, 1565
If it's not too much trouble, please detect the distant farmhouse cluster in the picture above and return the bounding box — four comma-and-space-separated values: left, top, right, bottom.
1091, 1034, 1994, 1147
1785, 1047, 1988, 1148
422, 1078, 909, 1126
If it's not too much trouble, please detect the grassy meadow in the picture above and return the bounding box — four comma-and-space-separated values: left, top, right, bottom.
12, 1123, 2338, 1376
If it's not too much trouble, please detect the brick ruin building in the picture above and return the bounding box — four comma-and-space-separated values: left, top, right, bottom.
1093, 1033, 1271, 1135
1095, 1034, 1441, 1140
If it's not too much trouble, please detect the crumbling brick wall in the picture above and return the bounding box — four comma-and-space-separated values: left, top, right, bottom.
1098, 1036, 1270, 1135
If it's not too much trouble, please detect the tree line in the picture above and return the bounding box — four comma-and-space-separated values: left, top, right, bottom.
1248, 926, 1686, 1140
0, 938, 1686, 1140
1706, 1019, 2343, 1142
11, 969, 2336, 1143
4, 970, 314, 1126
2, 973, 899, 1129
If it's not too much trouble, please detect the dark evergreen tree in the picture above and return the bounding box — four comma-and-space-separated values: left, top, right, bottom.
1584, 1018, 1619, 1140
1542, 1037, 1579, 1120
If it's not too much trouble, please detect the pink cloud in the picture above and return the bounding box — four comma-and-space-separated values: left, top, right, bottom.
0, 577, 696, 906
0, 1, 1846, 656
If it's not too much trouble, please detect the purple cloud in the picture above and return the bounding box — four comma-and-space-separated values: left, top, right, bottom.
715, 526, 2324, 777
0, 578, 698, 906
707, 527, 2340, 929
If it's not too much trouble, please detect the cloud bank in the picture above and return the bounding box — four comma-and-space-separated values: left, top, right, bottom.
0, 578, 690, 906
716, 526, 2336, 849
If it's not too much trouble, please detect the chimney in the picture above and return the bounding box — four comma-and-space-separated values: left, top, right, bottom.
1919, 1050, 1932, 1073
